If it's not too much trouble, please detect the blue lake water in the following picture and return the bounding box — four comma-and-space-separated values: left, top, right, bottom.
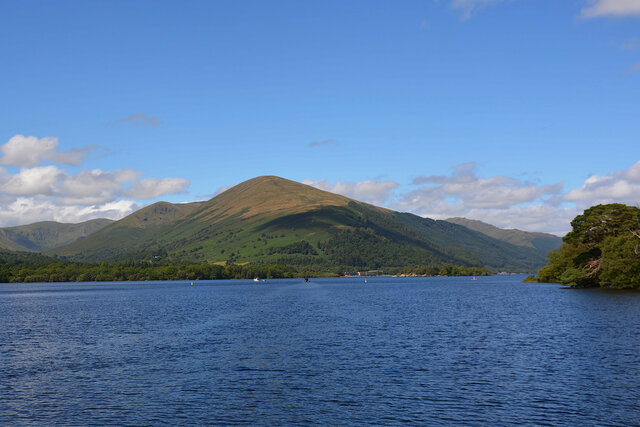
1, 276, 639, 425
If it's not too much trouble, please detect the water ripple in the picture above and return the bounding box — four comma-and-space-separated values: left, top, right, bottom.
1, 277, 639, 425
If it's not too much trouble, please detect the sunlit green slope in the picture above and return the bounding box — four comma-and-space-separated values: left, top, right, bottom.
50, 176, 549, 272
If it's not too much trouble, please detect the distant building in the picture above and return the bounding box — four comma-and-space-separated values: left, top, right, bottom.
360, 270, 381, 276
341, 270, 382, 277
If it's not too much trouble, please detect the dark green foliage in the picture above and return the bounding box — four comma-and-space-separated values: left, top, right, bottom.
256, 206, 361, 231
536, 244, 579, 284
564, 204, 639, 247
534, 204, 640, 289
318, 228, 443, 268
0, 251, 299, 282
0, 251, 491, 283
266, 240, 318, 256
394, 212, 547, 271
599, 236, 640, 289
398, 265, 490, 277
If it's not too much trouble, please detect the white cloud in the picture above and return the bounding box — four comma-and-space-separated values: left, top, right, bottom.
126, 177, 190, 199
57, 169, 141, 205
624, 160, 640, 180
453, 205, 579, 236
564, 160, 640, 206
0, 198, 139, 227
0, 165, 191, 211
0, 134, 191, 227
304, 166, 573, 234
581, 0, 640, 18
404, 162, 562, 210
0, 135, 57, 167
386, 161, 640, 235
0, 135, 96, 167
0, 166, 64, 197
303, 178, 399, 206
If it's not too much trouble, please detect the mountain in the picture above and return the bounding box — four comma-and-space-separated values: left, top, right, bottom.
50, 201, 206, 261
50, 176, 550, 272
0, 219, 114, 252
445, 217, 562, 254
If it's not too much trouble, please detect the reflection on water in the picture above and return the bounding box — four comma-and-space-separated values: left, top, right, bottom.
1, 277, 639, 424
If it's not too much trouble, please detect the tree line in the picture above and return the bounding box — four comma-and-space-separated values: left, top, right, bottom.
1, 250, 492, 283
398, 265, 490, 277
0, 255, 298, 283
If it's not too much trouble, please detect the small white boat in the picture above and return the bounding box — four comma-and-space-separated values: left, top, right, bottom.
253, 277, 264, 282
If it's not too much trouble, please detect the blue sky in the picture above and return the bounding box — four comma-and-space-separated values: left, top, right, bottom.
1, 0, 639, 235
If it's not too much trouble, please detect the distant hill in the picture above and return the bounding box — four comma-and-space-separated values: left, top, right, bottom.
0, 219, 114, 252
50, 176, 551, 272
50, 201, 206, 261
445, 217, 562, 254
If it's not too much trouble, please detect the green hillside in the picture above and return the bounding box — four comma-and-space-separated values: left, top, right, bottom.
51, 201, 205, 261
446, 217, 562, 254
0, 219, 114, 252
50, 176, 550, 272
395, 214, 549, 272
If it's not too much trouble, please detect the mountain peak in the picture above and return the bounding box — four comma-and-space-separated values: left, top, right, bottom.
197, 175, 350, 221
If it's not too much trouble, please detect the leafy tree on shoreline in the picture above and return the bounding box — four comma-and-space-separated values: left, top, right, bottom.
535, 204, 640, 289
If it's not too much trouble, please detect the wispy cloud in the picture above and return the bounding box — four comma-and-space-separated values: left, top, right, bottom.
304, 165, 575, 234
399, 162, 563, 211
303, 178, 399, 206
126, 177, 190, 200
450, 0, 509, 20
393, 161, 640, 235
309, 139, 339, 148
114, 113, 163, 127
620, 37, 640, 50
449, 0, 640, 21
305, 161, 640, 235
212, 184, 235, 197
581, 0, 640, 18
625, 61, 640, 73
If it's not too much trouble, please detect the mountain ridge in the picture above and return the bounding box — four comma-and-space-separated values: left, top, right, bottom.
49, 176, 551, 272
445, 217, 562, 254
0, 219, 114, 252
